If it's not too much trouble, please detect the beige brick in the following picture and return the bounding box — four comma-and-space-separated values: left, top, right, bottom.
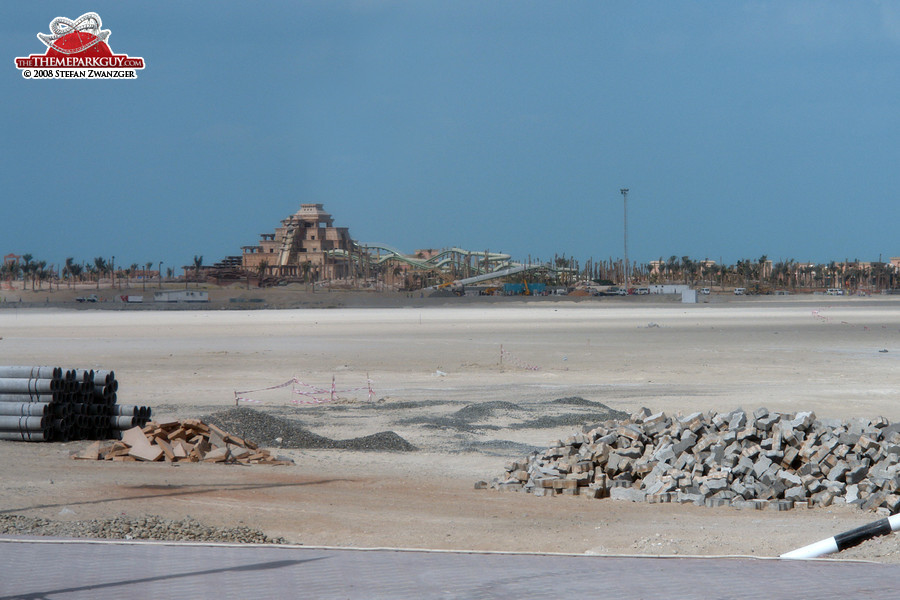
129, 444, 163, 462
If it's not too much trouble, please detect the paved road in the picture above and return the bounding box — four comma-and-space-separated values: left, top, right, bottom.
2, 537, 900, 599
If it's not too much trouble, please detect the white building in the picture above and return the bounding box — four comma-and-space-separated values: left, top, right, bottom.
154, 290, 209, 303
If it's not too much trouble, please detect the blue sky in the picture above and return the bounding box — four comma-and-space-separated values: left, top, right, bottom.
3, 2, 899, 272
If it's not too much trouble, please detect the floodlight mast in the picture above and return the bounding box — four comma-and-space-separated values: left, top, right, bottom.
620, 188, 629, 288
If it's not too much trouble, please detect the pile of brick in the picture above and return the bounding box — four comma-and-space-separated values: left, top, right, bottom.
72, 419, 292, 465
488, 408, 900, 513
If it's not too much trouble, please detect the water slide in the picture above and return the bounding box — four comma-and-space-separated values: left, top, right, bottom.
324, 244, 572, 287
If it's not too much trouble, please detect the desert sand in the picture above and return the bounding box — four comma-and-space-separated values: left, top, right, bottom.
1, 293, 900, 560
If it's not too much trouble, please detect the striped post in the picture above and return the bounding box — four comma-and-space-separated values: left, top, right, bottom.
781, 514, 900, 559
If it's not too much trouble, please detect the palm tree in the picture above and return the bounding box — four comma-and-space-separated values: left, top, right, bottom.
193, 255, 203, 288
63, 257, 75, 288
20, 254, 33, 291
143, 262, 152, 291
68, 263, 83, 287
256, 259, 269, 288
681, 256, 696, 285
126, 263, 137, 289
757, 255, 769, 288
93, 257, 107, 290
34, 260, 47, 290
1, 260, 20, 288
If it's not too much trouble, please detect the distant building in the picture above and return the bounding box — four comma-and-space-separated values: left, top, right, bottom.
154, 290, 208, 303
241, 203, 353, 280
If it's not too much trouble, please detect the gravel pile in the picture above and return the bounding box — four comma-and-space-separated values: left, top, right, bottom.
509, 398, 630, 431
0, 514, 285, 544
205, 407, 416, 451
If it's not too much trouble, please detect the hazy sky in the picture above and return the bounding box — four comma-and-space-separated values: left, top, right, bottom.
3, 2, 899, 271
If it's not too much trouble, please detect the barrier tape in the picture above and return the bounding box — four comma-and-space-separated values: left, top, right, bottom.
499, 345, 540, 371
235, 375, 375, 406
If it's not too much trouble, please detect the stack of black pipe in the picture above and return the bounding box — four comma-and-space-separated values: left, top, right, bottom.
0, 366, 151, 442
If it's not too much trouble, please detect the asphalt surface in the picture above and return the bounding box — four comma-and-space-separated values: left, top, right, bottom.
3, 537, 900, 599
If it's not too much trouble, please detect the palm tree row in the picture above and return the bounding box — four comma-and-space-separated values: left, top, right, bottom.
1, 255, 161, 291
647, 255, 899, 293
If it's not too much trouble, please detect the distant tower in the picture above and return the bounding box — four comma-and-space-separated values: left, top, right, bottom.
620, 188, 629, 286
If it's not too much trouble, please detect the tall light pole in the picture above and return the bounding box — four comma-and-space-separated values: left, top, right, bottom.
620, 188, 629, 288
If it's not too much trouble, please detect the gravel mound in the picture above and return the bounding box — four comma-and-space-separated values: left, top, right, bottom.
510, 412, 630, 430
205, 407, 416, 452
451, 401, 523, 421
369, 400, 453, 411
338, 431, 417, 452
0, 514, 285, 544
552, 397, 628, 417
459, 440, 545, 455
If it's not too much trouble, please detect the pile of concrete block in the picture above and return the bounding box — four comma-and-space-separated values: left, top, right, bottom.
71, 419, 292, 465
489, 408, 900, 513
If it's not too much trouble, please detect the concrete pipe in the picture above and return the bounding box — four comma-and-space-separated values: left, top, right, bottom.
0, 430, 48, 442
0, 393, 56, 403
0, 366, 61, 380
109, 415, 137, 429
0, 378, 57, 393
94, 369, 115, 385
50, 403, 71, 417
0, 403, 51, 417
92, 386, 115, 403
113, 405, 140, 417
69, 369, 94, 382
0, 378, 59, 396
0, 416, 47, 430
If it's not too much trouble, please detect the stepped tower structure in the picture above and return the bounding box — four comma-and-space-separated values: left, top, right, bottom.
241, 203, 353, 280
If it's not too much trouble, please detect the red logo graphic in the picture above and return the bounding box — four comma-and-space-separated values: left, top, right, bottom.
15, 12, 145, 79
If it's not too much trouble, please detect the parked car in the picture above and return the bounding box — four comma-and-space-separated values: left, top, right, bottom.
826, 288, 844, 296
75, 294, 98, 303
733, 288, 746, 295
700, 288, 710, 295
636, 287, 650, 295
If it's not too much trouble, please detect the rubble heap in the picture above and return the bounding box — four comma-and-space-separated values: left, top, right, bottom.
72, 419, 292, 465
488, 407, 900, 513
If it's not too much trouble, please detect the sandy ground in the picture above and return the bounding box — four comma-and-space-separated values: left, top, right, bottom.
1, 293, 900, 561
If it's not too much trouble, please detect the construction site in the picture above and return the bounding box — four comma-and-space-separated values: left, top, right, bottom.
210, 203, 581, 293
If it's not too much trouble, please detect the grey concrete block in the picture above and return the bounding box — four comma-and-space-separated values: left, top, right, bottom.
827, 461, 850, 482
729, 410, 747, 431
753, 456, 773, 478
791, 411, 816, 431
777, 469, 802, 486
609, 487, 647, 502
861, 490, 888, 512
845, 465, 868, 485
784, 486, 807, 501
753, 407, 770, 420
